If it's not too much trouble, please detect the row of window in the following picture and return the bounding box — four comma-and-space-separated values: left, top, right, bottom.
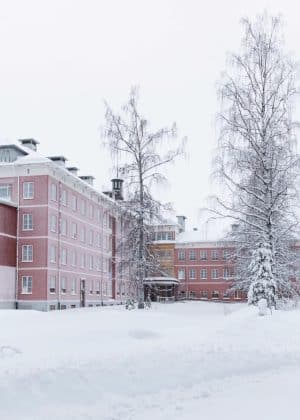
179, 290, 241, 299
177, 249, 231, 261
21, 276, 111, 295
49, 215, 111, 249
0, 182, 34, 201
50, 183, 109, 226
178, 267, 234, 280
21, 244, 111, 272
151, 231, 174, 241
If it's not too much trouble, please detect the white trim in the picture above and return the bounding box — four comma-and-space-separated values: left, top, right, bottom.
0, 232, 16, 239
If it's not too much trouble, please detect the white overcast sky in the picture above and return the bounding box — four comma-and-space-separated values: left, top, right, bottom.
0, 0, 299, 234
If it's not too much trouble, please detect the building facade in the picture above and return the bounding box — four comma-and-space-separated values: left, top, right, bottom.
150, 219, 247, 302
0, 139, 129, 310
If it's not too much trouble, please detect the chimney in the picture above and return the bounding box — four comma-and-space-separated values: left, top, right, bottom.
67, 167, 79, 176
111, 178, 124, 200
19, 138, 39, 152
177, 215, 186, 233
48, 156, 67, 167
80, 175, 95, 186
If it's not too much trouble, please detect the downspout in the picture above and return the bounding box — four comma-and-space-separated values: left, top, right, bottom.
15, 176, 20, 309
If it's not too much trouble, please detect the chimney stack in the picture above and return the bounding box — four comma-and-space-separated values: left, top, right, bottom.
48, 156, 67, 167
111, 178, 124, 200
67, 167, 79, 176
79, 175, 95, 186
19, 138, 39, 152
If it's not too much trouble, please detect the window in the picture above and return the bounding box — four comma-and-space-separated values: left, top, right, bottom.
189, 250, 196, 260
80, 253, 86, 268
71, 250, 76, 266
178, 268, 185, 280
95, 233, 101, 248
189, 291, 196, 299
50, 245, 57, 263
88, 255, 93, 270
23, 182, 34, 199
22, 214, 33, 230
200, 250, 207, 260
49, 304, 56, 310
71, 222, 77, 239
89, 230, 93, 246
60, 248, 67, 265
212, 269, 219, 279
223, 291, 230, 299
96, 208, 101, 223
0, 184, 11, 201
60, 305, 67, 310
167, 232, 173, 240
49, 276, 56, 293
72, 195, 77, 211
200, 269, 207, 279
189, 268, 196, 279
212, 290, 220, 299
89, 280, 93, 294
200, 290, 208, 299
223, 267, 230, 278
211, 250, 219, 260
96, 257, 101, 271
178, 250, 185, 261
234, 290, 241, 300
223, 250, 230, 260
89, 204, 94, 219
96, 281, 100, 295
50, 215, 57, 232
61, 277, 67, 293
80, 227, 86, 243
71, 279, 77, 295
60, 219, 67, 236
51, 183, 57, 201
61, 189, 67, 206
22, 245, 33, 262
22, 276, 32, 294
81, 199, 86, 215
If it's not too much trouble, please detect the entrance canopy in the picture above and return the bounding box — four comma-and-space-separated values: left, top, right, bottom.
144, 277, 179, 285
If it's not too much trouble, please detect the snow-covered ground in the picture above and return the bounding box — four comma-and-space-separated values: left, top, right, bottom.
1, 301, 300, 420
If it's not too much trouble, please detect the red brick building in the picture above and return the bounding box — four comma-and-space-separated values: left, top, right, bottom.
0, 139, 130, 310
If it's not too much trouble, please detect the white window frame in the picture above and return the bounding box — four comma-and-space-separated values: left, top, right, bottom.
61, 277, 67, 294
22, 213, 33, 231
178, 268, 185, 280
23, 182, 34, 199
50, 215, 57, 233
189, 250, 196, 260
51, 183, 57, 201
200, 268, 207, 279
49, 276, 56, 293
22, 276, 32, 294
189, 268, 196, 279
0, 184, 12, 201
200, 250, 207, 260
22, 244, 33, 262
178, 250, 185, 260
72, 195, 77, 211
60, 248, 67, 265
212, 268, 219, 279
50, 245, 57, 263
211, 250, 219, 260
71, 278, 77, 295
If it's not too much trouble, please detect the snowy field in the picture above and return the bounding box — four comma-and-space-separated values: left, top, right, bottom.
1, 301, 300, 420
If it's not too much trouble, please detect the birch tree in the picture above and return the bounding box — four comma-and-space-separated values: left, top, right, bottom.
213, 14, 300, 306
103, 88, 184, 308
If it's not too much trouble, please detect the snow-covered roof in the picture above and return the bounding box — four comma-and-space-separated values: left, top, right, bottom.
176, 230, 228, 244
